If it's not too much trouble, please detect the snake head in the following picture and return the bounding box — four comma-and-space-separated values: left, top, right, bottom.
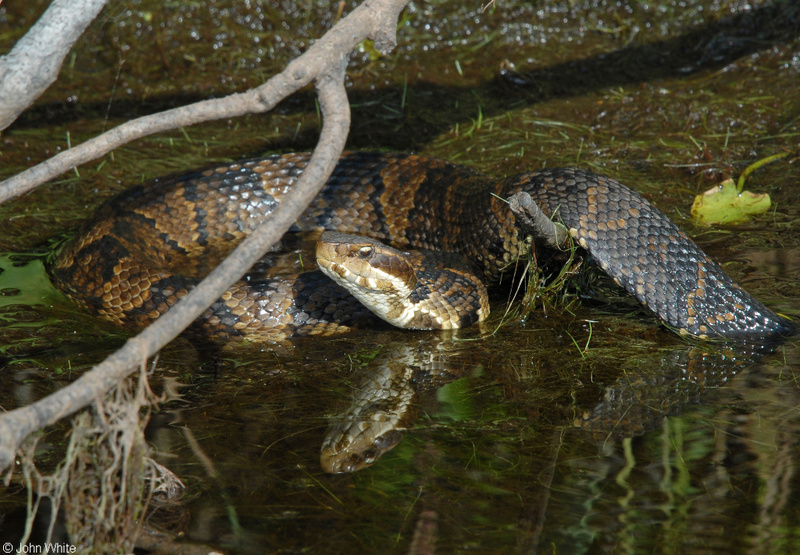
316, 231, 420, 326
316, 231, 417, 293
316, 230, 489, 330
320, 428, 405, 474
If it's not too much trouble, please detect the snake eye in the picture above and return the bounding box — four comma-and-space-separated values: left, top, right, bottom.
357, 246, 373, 258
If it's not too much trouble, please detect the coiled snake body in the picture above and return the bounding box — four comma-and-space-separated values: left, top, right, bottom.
50, 152, 793, 341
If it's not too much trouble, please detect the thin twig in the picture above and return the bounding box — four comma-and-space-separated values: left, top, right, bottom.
0, 0, 407, 205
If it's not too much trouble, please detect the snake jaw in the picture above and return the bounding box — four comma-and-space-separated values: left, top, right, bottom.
320, 429, 405, 474
315, 230, 490, 330
316, 231, 427, 327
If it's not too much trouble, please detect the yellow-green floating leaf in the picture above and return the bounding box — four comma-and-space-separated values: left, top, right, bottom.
691, 178, 771, 226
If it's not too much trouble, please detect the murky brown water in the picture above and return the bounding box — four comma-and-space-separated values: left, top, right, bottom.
1, 0, 800, 552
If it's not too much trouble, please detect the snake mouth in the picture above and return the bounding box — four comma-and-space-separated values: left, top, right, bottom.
316, 256, 348, 279
316, 231, 418, 295
321, 429, 405, 474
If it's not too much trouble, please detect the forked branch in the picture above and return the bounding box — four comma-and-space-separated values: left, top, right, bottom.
0, 0, 411, 471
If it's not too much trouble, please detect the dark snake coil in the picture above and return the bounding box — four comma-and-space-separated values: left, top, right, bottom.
49, 151, 794, 341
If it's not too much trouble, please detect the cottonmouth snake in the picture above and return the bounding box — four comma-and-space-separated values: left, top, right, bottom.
49, 151, 794, 341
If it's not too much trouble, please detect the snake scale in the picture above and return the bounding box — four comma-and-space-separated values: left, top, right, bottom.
49, 151, 794, 342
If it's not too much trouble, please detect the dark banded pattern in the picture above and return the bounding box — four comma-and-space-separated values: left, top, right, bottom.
49, 152, 794, 341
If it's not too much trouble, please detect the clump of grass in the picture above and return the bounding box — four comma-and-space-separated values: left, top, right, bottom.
520, 238, 583, 319
486, 236, 583, 337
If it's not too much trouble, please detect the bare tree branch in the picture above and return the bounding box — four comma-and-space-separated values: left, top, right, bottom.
0, 0, 110, 132
0, 0, 410, 472
0, 0, 408, 205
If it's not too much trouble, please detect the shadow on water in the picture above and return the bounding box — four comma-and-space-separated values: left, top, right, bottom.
9, 1, 800, 155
